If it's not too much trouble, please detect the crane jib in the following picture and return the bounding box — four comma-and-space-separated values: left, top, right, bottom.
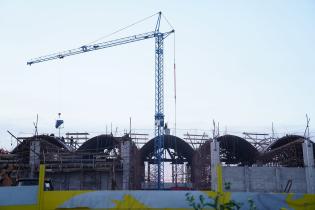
26, 30, 174, 65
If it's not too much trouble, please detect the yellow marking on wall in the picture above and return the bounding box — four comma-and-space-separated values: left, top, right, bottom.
43, 191, 91, 210
0, 205, 37, 210
113, 195, 189, 210
285, 193, 315, 210
112, 194, 149, 209
204, 191, 232, 207
2, 164, 315, 210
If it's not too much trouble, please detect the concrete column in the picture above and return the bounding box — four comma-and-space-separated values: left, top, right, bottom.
244, 166, 250, 192
121, 139, 131, 190
210, 140, 220, 191
275, 167, 281, 192
29, 140, 40, 178
302, 141, 315, 193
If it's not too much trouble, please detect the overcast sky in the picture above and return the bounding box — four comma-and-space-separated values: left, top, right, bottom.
0, 0, 314, 150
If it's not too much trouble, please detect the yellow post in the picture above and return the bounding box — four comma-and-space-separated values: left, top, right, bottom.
38, 164, 45, 210
216, 164, 223, 193
216, 163, 225, 206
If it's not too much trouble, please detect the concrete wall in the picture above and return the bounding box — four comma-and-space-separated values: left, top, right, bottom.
222, 166, 314, 193
47, 171, 123, 190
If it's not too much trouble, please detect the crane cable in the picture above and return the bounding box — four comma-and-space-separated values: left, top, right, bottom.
173, 32, 178, 183
160, 13, 176, 135
163, 14, 178, 183
161, 14, 176, 136
162, 13, 174, 30
173, 33, 177, 137
53, 13, 161, 134
87, 12, 160, 45
162, 13, 178, 182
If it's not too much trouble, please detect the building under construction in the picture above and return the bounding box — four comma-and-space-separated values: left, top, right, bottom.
1, 130, 314, 193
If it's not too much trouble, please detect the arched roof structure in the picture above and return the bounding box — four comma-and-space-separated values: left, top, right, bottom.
11, 135, 70, 154
77, 134, 119, 152
140, 135, 194, 164
260, 135, 315, 167
217, 134, 258, 165
265, 135, 307, 151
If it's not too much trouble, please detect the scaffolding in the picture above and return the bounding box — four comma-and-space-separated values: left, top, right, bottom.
1, 128, 314, 190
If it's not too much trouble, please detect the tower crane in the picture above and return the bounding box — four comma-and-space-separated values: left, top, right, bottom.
27, 12, 174, 189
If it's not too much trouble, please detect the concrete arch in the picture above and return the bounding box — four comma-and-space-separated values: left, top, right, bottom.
260, 135, 315, 167
217, 134, 258, 165
11, 135, 70, 154
77, 134, 119, 152
140, 135, 194, 164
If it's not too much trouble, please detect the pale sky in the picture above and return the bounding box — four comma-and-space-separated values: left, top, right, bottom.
1, 0, 314, 150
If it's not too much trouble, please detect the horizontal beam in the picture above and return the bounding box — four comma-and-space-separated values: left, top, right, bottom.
243, 132, 269, 136
66, 132, 89, 135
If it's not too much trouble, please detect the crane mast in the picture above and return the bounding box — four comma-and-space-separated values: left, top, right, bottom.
27, 12, 174, 189
154, 13, 165, 189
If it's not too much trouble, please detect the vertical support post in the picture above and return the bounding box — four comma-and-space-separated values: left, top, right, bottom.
211, 139, 220, 191
147, 163, 150, 182
38, 164, 45, 210
30, 139, 40, 178
275, 167, 281, 192
154, 32, 165, 189
171, 164, 175, 183
244, 166, 250, 192
302, 141, 315, 193
121, 139, 131, 190
216, 164, 223, 193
